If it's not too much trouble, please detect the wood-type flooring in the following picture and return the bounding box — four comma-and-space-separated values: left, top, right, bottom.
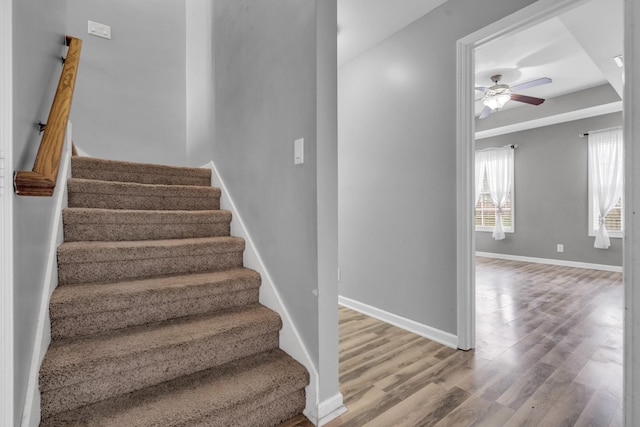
326, 257, 623, 427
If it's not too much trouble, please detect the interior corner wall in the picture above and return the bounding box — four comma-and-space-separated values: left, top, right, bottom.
12, 0, 67, 421
338, 0, 536, 335
475, 112, 623, 266
66, 0, 187, 166
186, 0, 215, 167
212, 0, 320, 365
316, 0, 340, 405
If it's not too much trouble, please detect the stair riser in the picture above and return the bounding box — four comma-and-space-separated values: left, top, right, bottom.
68, 192, 220, 211
58, 252, 243, 285
51, 288, 260, 338
40, 332, 281, 418
64, 222, 230, 242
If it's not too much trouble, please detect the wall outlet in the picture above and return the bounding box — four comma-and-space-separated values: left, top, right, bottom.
557, 244, 564, 253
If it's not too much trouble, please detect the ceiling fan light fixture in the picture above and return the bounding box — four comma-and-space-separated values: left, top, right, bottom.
483, 93, 511, 110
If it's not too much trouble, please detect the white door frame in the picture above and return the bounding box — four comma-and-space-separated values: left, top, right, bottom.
0, 0, 14, 424
624, 0, 640, 424
457, 0, 637, 424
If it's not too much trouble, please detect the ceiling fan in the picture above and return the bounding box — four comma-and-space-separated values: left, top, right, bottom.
476, 74, 552, 119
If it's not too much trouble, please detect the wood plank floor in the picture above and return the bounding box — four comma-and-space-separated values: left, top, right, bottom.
278, 414, 315, 427
326, 257, 623, 427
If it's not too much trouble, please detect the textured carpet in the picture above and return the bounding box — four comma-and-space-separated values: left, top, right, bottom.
40, 156, 309, 426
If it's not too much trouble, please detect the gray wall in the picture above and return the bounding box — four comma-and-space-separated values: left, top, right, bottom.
338, 0, 536, 335
12, 0, 67, 421
476, 112, 623, 266
67, 0, 187, 166
213, 0, 320, 364
186, 0, 215, 167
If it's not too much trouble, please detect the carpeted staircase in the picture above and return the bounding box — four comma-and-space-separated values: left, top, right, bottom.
39, 156, 309, 426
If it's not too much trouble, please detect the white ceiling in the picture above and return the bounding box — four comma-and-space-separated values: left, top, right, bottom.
475, 18, 607, 107
337, 0, 448, 66
338, 0, 623, 123
475, 0, 623, 116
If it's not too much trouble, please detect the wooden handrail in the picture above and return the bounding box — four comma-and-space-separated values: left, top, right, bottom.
14, 36, 82, 196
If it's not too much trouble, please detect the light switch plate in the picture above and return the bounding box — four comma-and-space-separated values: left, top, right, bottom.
294, 138, 304, 165
88, 21, 111, 40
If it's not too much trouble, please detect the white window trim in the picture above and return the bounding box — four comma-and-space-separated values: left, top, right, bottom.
476, 225, 515, 233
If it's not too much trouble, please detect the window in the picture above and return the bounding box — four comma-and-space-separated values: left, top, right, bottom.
591, 198, 623, 235
475, 146, 514, 239
475, 169, 513, 232
588, 127, 624, 247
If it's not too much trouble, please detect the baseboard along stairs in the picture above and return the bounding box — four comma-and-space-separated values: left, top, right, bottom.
39, 156, 310, 426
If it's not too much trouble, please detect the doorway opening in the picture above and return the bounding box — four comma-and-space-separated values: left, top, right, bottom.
457, 0, 626, 423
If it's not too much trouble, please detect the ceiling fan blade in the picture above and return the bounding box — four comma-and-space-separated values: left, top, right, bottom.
511, 77, 552, 91
475, 86, 488, 92
510, 93, 545, 105
479, 105, 492, 119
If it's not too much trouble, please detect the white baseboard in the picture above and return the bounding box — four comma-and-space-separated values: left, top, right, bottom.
338, 296, 458, 349
305, 392, 347, 426
204, 160, 321, 423
21, 124, 73, 427
475, 251, 623, 273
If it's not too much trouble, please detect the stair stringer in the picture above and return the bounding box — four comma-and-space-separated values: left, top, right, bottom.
20, 124, 73, 427
204, 160, 320, 424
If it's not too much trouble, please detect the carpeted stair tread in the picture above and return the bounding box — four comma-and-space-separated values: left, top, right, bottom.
71, 156, 212, 186
67, 178, 220, 211
63, 208, 232, 241
40, 155, 309, 423
41, 349, 309, 427
57, 236, 245, 285
58, 236, 244, 263
40, 305, 283, 417
50, 268, 261, 338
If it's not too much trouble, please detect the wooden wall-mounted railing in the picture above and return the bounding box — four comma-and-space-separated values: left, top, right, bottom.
14, 36, 82, 196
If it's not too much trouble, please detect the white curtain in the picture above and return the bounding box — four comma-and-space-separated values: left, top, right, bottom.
588, 127, 623, 249
481, 147, 513, 240
475, 151, 488, 206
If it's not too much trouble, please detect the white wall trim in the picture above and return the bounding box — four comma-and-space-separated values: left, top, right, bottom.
0, 0, 14, 423
475, 101, 623, 140
456, 29, 476, 351
21, 124, 73, 427
312, 392, 347, 426
476, 251, 623, 273
456, 0, 594, 357
338, 296, 458, 349
203, 160, 321, 423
